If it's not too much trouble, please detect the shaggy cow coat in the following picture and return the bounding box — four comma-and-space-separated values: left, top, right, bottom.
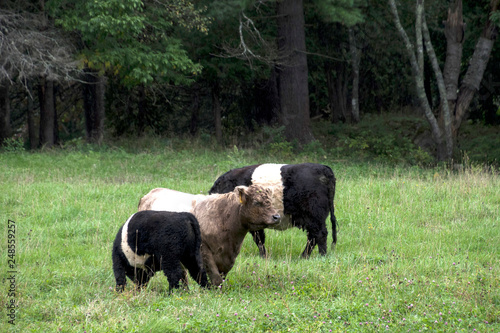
137, 188, 207, 212
112, 210, 208, 292
193, 185, 280, 286
209, 163, 337, 258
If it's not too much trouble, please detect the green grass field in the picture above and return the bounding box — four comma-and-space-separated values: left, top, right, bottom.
1, 146, 499, 332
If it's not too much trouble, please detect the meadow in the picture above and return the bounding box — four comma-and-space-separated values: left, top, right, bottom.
1, 143, 499, 332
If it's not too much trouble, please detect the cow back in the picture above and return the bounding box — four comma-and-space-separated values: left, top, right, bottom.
209, 164, 259, 194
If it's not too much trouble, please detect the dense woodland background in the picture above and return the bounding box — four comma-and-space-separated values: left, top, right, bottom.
1, 0, 499, 163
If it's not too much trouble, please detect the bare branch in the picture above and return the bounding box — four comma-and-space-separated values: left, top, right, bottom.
219, 11, 282, 67
0, 9, 82, 88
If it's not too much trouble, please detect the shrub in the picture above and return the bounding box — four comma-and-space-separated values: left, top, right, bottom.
2, 137, 25, 152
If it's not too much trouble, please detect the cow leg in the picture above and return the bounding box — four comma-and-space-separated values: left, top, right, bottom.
250, 230, 267, 258
301, 218, 328, 258
178, 267, 189, 289
301, 238, 316, 259
316, 226, 329, 256
312, 218, 329, 256
182, 256, 209, 288
112, 256, 128, 292
202, 250, 223, 287
128, 267, 154, 289
161, 258, 184, 292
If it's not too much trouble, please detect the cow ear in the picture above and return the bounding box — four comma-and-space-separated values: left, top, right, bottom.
236, 186, 247, 204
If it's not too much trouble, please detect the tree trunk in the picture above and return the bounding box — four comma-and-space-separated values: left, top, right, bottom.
443, 0, 464, 111
453, 0, 499, 135
348, 27, 361, 123
53, 84, 59, 145
37, 0, 55, 149
326, 62, 347, 123
276, 0, 314, 145
26, 81, 37, 149
190, 85, 200, 136
39, 77, 55, 148
389, 0, 445, 160
83, 69, 106, 144
423, 59, 434, 108
253, 68, 280, 125
390, 0, 498, 161
0, 83, 11, 145
212, 82, 222, 145
415, 0, 424, 77
423, 18, 453, 159
137, 84, 147, 134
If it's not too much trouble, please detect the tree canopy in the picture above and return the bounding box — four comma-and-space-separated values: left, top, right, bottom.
1, 0, 499, 162
47, 0, 210, 86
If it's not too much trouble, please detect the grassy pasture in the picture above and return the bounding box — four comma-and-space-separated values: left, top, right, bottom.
0, 147, 499, 332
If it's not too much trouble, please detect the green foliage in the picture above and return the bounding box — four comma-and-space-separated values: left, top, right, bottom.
1, 137, 25, 152
256, 125, 294, 158
492, 10, 500, 27
320, 114, 435, 165
47, 0, 210, 85
267, 141, 294, 158
458, 120, 500, 165
314, 0, 365, 26
227, 145, 247, 166
301, 140, 327, 157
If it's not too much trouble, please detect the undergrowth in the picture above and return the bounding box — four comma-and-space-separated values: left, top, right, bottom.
3, 113, 498, 167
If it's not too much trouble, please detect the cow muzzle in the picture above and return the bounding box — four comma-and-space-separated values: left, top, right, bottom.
270, 214, 281, 224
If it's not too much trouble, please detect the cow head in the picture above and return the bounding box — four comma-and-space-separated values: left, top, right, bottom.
236, 185, 281, 231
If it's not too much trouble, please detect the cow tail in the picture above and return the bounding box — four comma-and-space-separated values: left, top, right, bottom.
327, 170, 337, 247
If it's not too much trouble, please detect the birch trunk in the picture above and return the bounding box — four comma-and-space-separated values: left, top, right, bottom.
389, 0, 498, 161
453, 0, 499, 134
442, 0, 464, 110
388, 0, 444, 155
415, 0, 424, 78
422, 18, 453, 160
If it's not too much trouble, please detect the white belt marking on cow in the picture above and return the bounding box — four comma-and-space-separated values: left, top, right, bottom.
148, 190, 207, 212
251, 164, 292, 230
121, 213, 151, 269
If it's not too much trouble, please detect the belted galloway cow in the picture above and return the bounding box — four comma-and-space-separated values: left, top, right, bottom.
112, 210, 208, 292
209, 163, 337, 258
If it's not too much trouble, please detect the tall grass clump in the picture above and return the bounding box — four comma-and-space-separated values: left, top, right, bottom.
0, 145, 498, 332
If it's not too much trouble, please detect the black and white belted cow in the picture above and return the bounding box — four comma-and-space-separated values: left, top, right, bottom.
112, 210, 209, 292
209, 163, 337, 258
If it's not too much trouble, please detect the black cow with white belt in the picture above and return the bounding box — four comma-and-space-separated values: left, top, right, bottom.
209, 163, 337, 258
112, 210, 208, 292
